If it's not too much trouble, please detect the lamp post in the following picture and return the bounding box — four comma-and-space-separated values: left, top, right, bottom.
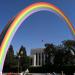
18, 55, 20, 73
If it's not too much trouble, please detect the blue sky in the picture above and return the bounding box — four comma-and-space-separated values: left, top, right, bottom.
0, 0, 75, 55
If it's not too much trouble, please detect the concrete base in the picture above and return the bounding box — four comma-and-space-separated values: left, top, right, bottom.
0, 72, 2, 75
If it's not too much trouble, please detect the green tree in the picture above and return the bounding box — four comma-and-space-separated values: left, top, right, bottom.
44, 43, 56, 65
54, 47, 65, 65
5, 45, 14, 64
63, 40, 75, 47
3, 45, 14, 72
18, 45, 27, 57
17, 46, 31, 71
62, 40, 75, 65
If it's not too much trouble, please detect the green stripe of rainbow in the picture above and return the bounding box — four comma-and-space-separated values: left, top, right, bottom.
0, 2, 75, 71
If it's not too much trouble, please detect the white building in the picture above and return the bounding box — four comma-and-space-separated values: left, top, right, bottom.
31, 48, 46, 66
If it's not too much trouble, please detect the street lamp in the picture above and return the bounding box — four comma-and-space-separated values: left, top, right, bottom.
18, 55, 20, 73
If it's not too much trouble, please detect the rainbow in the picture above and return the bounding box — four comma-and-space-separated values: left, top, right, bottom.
0, 2, 75, 71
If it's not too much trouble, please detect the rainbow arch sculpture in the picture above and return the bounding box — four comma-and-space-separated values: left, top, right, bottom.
0, 2, 75, 72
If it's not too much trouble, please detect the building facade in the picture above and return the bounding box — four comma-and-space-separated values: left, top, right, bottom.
31, 48, 46, 66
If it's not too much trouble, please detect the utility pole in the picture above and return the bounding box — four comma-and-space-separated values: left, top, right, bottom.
61, 71, 64, 75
